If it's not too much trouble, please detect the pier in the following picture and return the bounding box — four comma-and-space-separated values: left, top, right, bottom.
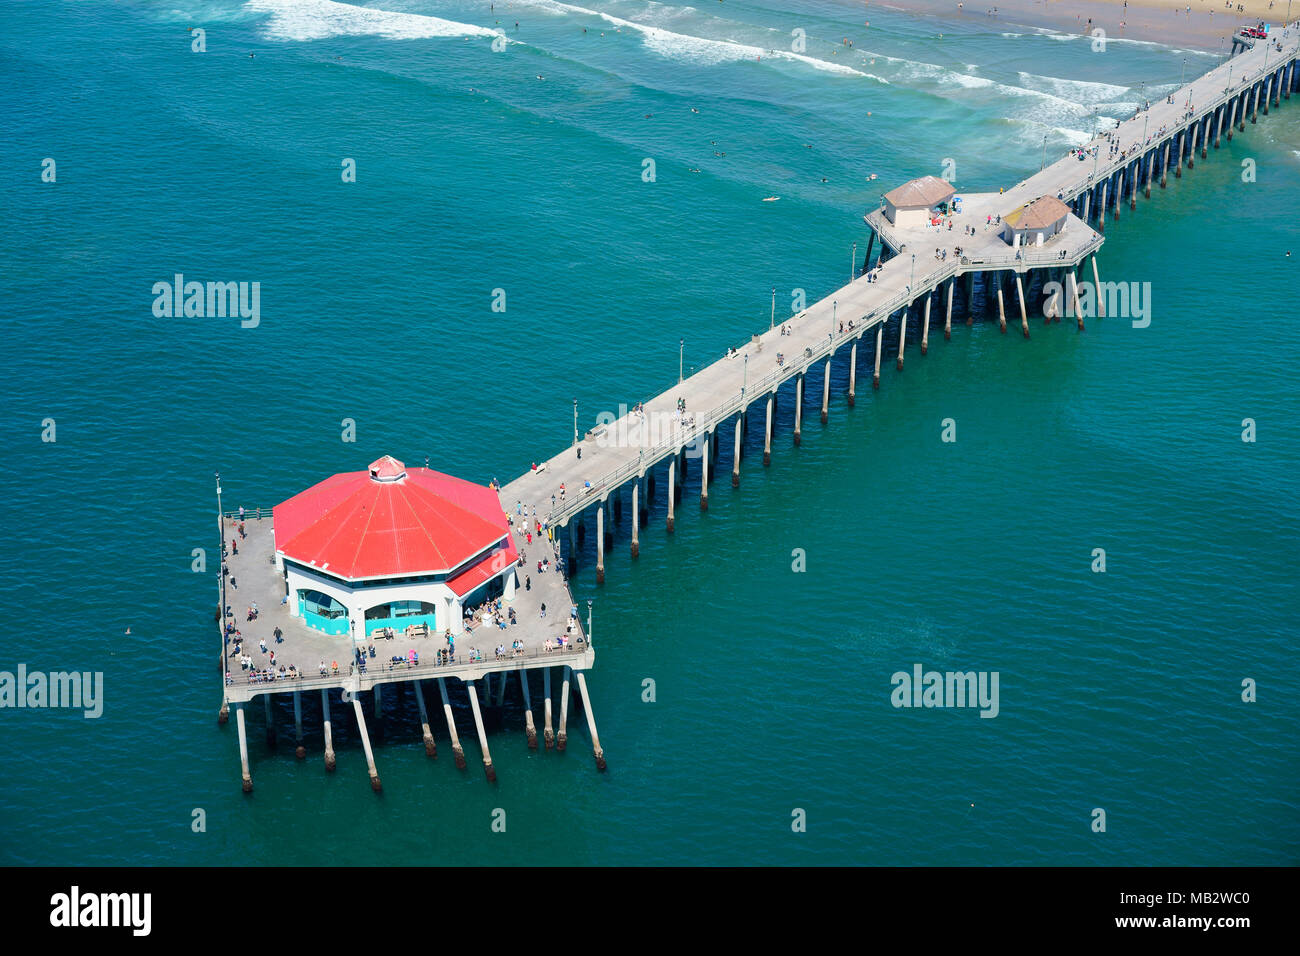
215, 25, 1298, 792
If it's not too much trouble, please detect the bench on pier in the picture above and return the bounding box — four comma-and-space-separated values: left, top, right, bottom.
406, 623, 430, 639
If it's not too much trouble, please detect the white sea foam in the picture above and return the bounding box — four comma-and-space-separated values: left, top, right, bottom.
1017, 71, 1130, 106
245, 0, 502, 42
510, 0, 871, 75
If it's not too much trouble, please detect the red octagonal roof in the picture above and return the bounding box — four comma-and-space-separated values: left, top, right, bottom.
273, 457, 511, 581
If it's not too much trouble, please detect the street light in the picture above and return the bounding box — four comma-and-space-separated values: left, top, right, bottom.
1041, 133, 1048, 170
679, 338, 684, 383
851, 241, 857, 283
770, 288, 775, 330
742, 352, 748, 400
573, 399, 579, 448
831, 299, 837, 340
910, 253, 916, 293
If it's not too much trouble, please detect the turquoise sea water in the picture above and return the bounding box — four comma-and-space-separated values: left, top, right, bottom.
1, 0, 1297, 866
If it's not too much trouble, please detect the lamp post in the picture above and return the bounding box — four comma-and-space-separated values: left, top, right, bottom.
851, 241, 857, 283
1041, 133, 1048, 170
679, 338, 684, 383
742, 352, 748, 400
587, 599, 593, 645
910, 253, 916, 294
831, 299, 837, 340
770, 288, 775, 330
572, 398, 578, 448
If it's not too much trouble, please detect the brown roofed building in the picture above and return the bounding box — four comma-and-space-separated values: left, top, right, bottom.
880, 175, 956, 228
1002, 195, 1070, 247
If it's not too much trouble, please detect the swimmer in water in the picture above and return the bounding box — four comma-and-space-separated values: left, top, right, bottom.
691, 107, 699, 113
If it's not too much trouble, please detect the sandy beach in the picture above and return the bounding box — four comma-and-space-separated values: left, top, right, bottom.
865, 0, 1297, 51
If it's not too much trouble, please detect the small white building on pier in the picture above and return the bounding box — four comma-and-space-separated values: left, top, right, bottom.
1002, 196, 1070, 247
881, 175, 956, 228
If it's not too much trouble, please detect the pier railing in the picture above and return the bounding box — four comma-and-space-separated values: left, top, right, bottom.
226, 636, 593, 697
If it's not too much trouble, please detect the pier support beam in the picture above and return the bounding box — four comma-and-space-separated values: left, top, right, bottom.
846, 343, 858, 413
520, 669, 537, 749
666, 459, 676, 532
921, 295, 932, 355
1144, 152, 1152, 196
630, 481, 640, 557
413, 680, 437, 757
321, 690, 336, 771
595, 500, 605, 584
1092, 256, 1105, 317
1070, 271, 1085, 332
820, 358, 831, 423
763, 396, 773, 464
218, 700, 229, 725
557, 666, 571, 751
1160, 143, 1168, 188
543, 666, 554, 749
466, 681, 495, 783
793, 374, 804, 443
1214, 107, 1222, 148
264, 692, 275, 749
1176, 134, 1183, 177
236, 702, 252, 793
351, 696, 382, 792
944, 279, 954, 340
437, 677, 467, 769
700, 434, 710, 510
872, 325, 883, 388
1015, 276, 1029, 338
997, 284, 1007, 334
1114, 173, 1122, 220
1227, 98, 1237, 140
495, 669, 508, 707
1251, 85, 1259, 123
575, 671, 606, 771
373, 684, 383, 743
1082, 190, 1090, 223
732, 417, 743, 486
293, 689, 305, 759
1098, 183, 1108, 232
1200, 115, 1208, 158
896, 308, 907, 371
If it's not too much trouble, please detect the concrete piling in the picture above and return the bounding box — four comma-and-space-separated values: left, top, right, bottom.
293, 689, 305, 759
437, 677, 467, 769
872, 325, 883, 388
412, 679, 437, 757
520, 669, 537, 749
236, 702, 252, 793
848, 341, 858, 404
820, 358, 831, 423
322, 689, 336, 771
896, 307, 908, 370
732, 416, 742, 486
1098, 182, 1108, 232
264, 692, 276, 749
543, 666, 554, 749
921, 295, 931, 355
700, 434, 710, 510
1091, 257, 1105, 317
944, 279, 953, 340
763, 396, 773, 464
575, 671, 606, 771
351, 696, 382, 792
466, 681, 495, 783
997, 285, 1007, 334
630, 481, 640, 557
1015, 276, 1029, 338
666, 458, 676, 532
596, 501, 605, 584
557, 666, 571, 752
1070, 271, 1085, 331
793, 373, 804, 444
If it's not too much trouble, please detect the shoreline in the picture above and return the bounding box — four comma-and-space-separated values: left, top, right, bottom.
862, 0, 1294, 53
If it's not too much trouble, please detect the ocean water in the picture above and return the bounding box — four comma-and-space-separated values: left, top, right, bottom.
0, 0, 1296, 866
